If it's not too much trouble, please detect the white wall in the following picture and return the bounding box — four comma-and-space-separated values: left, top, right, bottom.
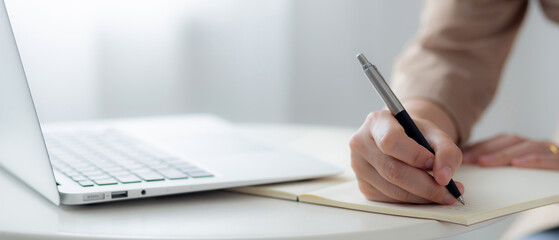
287, 0, 422, 126
7, 0, 294, 123
5, 0, 559, 144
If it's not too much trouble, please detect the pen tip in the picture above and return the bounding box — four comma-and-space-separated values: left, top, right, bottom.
457, 196, 465, 205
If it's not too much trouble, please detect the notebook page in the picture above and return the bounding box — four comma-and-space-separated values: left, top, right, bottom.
300, 165, 559, 225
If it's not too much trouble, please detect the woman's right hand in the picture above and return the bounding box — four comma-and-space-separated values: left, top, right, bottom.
349, 104, 465, 205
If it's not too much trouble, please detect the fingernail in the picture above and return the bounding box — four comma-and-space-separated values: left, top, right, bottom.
441, 166, 452, 182
444, 194, 455, 205
425, 158, 434, 169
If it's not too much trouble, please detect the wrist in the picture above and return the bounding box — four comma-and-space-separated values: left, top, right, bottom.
402, 99, 459, 143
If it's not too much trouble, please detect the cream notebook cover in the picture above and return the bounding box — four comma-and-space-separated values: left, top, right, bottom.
230, 129, 559, 225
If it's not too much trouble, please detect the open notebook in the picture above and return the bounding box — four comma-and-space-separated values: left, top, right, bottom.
230, 128, 559, 225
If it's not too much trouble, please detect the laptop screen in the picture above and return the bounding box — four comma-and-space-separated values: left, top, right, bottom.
0, 0, 60, 205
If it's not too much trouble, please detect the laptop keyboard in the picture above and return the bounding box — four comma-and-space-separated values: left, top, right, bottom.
45, 130, 214, 187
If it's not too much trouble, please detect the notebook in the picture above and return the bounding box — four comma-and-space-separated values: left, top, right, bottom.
230, 128, 559, 225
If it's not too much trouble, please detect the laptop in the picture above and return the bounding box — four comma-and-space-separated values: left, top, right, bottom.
0, 0, 341, 205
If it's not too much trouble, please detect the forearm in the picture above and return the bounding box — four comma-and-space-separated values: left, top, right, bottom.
391, 0, 527, 144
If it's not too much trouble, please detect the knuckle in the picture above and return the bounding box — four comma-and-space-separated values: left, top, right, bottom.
448, 143, 462, 156
349, 134, 364, 152
409, 149, 426, 167
449, 147, 463, 165
438, 142, 462, 165
384, 160, 404, 183
365, 112, 375, 121
366, 110, 392, 125
366, 111, 381, 122
377, 127, 400, 154
438, 141, 457, 152
390, 187, 411, 201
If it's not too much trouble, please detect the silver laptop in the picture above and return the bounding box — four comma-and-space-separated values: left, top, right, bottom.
0, 0, 341, 205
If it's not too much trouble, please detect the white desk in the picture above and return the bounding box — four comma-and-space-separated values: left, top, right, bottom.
0, 124, 515, 240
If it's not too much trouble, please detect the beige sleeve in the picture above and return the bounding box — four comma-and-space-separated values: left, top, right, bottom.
391, 0, 528, 144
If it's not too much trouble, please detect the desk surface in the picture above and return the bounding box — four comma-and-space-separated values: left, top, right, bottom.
0, 123, 515, 240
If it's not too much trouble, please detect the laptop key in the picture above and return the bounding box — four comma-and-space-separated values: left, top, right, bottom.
81, 170, 104, 176
127, 164, 147, 170
48, 130, 216, 187
108, 170, 132, 176
95, 162, 117, 169
93, 178, 118, 185
71, 175, 88, 182
71, 162, 93, 169
115, 175, 142, 183
78, 180, 94, 187
151, 164, 172, 171
177, 166, 201, 173
186, 171, 214, 178
75, 166, 98, 173
103, 166, 125, 172
89, 174, 112, 180
57, 166, 74, 173
136, 171, 165, 181
131, 166, 153, 172
157, 169, 189, 180
64, 170, 82, 178
171, 162, 195, 168
142, 160, 163, 168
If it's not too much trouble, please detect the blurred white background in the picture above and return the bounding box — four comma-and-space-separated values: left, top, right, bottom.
5, 0, 559, 143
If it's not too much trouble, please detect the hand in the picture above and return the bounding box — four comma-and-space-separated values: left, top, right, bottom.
462, 134, 559, 170
349, 110, 464, 205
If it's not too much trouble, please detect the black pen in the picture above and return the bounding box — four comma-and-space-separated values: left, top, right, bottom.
356, 53, 465, 205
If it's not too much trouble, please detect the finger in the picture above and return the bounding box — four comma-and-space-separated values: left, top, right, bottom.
462, 134, 524, 163
369, 110, 434, 169
370, 155, 457, 205
357, 180, 404, 203
351, 151, 402, 203
349, 115, 384, 160
455, 181, 465, 195
478, 141, 548, 167
352, 152, 431, 204
349, 121, 375, 156
424, 128, 462, 186
511, 154, 559, 170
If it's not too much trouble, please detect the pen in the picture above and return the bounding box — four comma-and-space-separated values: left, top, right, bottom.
356, 53, 465, 205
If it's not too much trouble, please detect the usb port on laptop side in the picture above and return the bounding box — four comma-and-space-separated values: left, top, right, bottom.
111, 191, 128, 199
